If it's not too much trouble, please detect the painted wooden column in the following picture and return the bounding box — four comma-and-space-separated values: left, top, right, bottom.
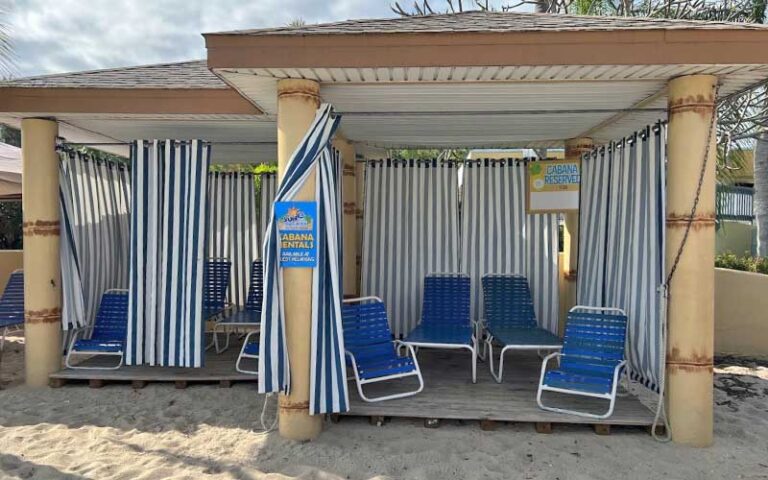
332, 136, 358, 296
665, 74, 717, 447
355, 157, 365, 295
21, 118, 62, 387
276, 78, 323, 440
562, 137, 593, 334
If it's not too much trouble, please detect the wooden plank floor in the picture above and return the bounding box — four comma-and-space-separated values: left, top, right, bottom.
343, 350, 655, 427
49, 343, 258, 384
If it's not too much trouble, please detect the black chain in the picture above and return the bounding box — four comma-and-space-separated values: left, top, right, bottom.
663, 84, 720, 290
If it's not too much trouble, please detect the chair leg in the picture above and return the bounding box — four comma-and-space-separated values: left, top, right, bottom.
486, 337, 505, 383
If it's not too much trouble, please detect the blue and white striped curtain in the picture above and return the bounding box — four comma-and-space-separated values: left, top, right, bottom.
126, 140, 211, 367
259, 173, 277, 245
578, 124, 666, 390
207, 172, 259, 306
59, 152, 131, 330
259, 104, 349, 415
460, 160, 560, 332
361, 160, 460, 337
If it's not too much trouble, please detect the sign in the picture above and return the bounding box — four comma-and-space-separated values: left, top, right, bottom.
275, 201, 318, 268
527, 160, 580, 213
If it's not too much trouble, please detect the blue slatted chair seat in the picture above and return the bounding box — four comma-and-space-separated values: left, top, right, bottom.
90, 292, 129, 342
0, 271, 24, 328
487, 325, 562, 348
356, 355, 416, 381
220, 308, 261, 324
405, 324, 473, 345
245, 260, 264, 312
243, 341, 260, 356
420, 274, 471, 327
543, 370, 613, 395
72, 338, 124, 353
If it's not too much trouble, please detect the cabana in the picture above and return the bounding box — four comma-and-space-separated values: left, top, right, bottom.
2, 11, 768, 448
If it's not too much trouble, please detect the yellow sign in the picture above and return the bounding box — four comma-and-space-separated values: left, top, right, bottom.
527, 160, 580, 213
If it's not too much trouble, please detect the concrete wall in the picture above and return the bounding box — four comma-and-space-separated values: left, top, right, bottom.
716, 221, 756, 256
715, 268, 768, 358
0, 250, 23, 290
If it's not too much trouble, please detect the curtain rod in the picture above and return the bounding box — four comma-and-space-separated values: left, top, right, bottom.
339, 108, 667, 117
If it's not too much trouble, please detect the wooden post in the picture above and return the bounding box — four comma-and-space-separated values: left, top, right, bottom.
332, 136, 358, 296
276, 78, 323, 441
21, 118, 63, 387
562, 137, 593, 335
665, 74, 717, 447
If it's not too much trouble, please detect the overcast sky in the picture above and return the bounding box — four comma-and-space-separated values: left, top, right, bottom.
5, 0, 402, 78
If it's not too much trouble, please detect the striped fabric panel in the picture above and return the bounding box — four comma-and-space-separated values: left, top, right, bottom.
207, 172, 259, 307
460, 160, 559, 333
259, 173, 277, 248
360, 160, 460, 338
260, 104, 349, 416
578, 124, 666, 391
126, 140, 210, 367
59, 152, 131, 330
310, 147, 348, 414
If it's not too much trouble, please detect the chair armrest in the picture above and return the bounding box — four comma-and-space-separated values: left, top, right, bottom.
541, 351, 562, 366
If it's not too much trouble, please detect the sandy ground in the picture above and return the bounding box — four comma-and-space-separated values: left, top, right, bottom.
0, 333, 767, 480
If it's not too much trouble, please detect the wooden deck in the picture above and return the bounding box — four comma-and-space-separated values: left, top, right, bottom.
343, 350, 655, 429
49, 344, 258, 388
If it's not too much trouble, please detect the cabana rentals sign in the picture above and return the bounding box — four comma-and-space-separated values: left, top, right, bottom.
275, 201, 318, 267
527, 160, 580, 213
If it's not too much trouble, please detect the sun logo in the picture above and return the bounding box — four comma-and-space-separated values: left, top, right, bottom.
287, 207, 300, 218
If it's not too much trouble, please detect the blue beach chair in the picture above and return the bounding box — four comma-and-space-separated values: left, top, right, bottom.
343, 297, 424, 402
0, 270, 24, 350
215, 260, 263, 354
202, 258, 232, 321
236, 331, 260, 374
402, 273, 478, 383
482, 274, 562, 383
537, 306, 628, 419
65, 289, 129, 370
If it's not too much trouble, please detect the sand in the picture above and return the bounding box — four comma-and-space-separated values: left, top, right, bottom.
0, 333, 766, 480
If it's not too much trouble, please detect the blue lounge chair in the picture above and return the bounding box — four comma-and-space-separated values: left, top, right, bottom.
236, 331, 260, 375
215, 260, 263, 354
202, 258, 232, 321
482, 274, 562, 383
343, 297, 424, 402
65, 289, 129, 370
537, 306, 628, 419
0, 270, 24, 350
402, 273, 477, 383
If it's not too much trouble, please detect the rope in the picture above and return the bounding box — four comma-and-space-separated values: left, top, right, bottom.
652, 83, 719, 442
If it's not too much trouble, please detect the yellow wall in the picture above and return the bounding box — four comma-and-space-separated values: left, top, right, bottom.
0, 250, 23, 290
716, 221, 756, 256
715, 268, 768, 357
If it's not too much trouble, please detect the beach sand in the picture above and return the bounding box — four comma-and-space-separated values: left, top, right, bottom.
0, 333, 766, 480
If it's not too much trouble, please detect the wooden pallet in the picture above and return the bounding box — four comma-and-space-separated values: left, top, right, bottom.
342, 351, 655, 432
49, 347, 258, 388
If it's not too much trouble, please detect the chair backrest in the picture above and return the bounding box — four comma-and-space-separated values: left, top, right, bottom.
421, 273, 471, 327
0, 270, 24, 322
91, 290, 129, 342
481, 274, 537, 328
561, 308, 628, 376
342, 298, 394, 351
203, 259, 231, 311
245, 260, 264, 312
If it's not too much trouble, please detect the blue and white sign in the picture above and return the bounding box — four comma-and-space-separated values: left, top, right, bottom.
275, 201, 318, 268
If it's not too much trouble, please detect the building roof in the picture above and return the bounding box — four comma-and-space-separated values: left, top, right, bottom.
3, 60, 227, 89
210, 10, 768, 36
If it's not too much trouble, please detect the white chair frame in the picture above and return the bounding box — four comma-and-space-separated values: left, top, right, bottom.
235, 330, 260, 375
64, 289, 129, 371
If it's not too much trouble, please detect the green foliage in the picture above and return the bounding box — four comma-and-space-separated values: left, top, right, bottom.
715, 252, 768, 274
0, 124, 20, 147
0, 201, 22, 249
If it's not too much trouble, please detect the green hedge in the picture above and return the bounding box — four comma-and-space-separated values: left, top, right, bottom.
715, 253, 768, 275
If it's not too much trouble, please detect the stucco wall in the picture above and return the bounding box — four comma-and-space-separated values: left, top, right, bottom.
0, 250, 23, 290
716, 221, 755, 256
715, 268, 768, 357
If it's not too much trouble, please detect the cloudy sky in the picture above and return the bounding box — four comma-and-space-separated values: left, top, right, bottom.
5, 0, 404, 78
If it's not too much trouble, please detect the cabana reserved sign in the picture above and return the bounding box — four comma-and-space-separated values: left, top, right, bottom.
275, 201, 318, 268
527, 160, 580, 213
